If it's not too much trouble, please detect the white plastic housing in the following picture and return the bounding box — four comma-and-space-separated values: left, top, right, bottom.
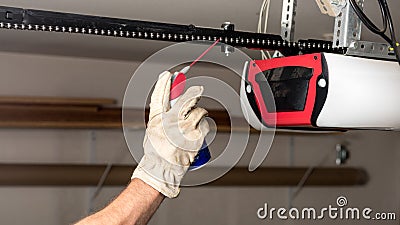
317, 53, 400, 130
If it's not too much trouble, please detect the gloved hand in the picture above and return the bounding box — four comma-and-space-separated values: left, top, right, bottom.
131, 71, 209, 198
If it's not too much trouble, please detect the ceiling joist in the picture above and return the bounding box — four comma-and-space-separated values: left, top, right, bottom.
0, 164, 368, 186
0, 96, 344, 134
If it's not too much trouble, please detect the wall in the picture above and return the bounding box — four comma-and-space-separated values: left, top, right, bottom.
0, 52, 398, 225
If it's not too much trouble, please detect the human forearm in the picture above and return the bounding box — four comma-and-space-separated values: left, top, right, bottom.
75, 178, 164, 225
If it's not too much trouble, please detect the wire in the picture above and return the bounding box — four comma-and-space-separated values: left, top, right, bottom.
349, 0, 390, 43
89, 163, 113, 212
380, 0, 400, 64
257, 0, 272, 59
290, 148, 333, 201
349, 0, 400, 64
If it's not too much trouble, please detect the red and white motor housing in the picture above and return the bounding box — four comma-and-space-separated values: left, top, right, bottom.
240, 53, 400, 131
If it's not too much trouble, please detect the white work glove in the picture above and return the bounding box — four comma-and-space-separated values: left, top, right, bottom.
131, 71, 209, 198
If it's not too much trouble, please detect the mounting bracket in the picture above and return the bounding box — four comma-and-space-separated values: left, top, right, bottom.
281, 0, 297, 42
333, 0, 364, 48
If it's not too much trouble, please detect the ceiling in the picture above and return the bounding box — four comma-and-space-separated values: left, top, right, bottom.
0, 0, 398, 61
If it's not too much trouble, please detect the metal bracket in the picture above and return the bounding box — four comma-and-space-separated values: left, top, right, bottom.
346, 41, 396, 60
221, 22, 235, 56
333, 0, 363, 48
315, 0, 346, 17
281, 0, 297, 42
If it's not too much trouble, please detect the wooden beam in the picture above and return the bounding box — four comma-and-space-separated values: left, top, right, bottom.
0, 105, 242, 131
0, 96, 346, 133
0, 105, 123, 129
0, 96, 116, 106
0, 104, 344, 134
208, 167, 368, 186
0, 164, 368, 186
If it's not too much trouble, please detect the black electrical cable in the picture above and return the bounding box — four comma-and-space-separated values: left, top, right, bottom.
380, 0, 400, 64
349, 0, 391, 44
349, 0, 400, 64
